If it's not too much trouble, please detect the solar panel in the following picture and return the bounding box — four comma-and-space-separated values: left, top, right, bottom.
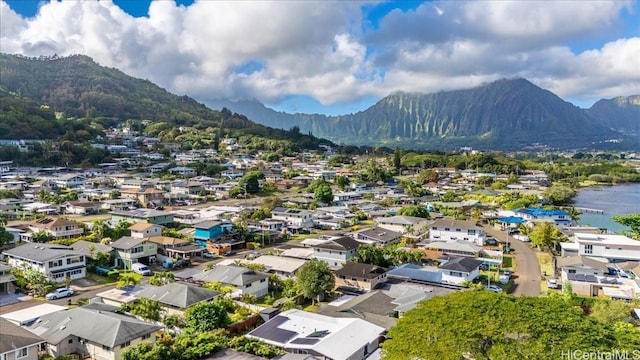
600, 278, 609, 284
290, 338, 320, 345
248, 316, 297, 344
575, 274, 586, 282
584, 275, 597, 283
567, 273, 577, 281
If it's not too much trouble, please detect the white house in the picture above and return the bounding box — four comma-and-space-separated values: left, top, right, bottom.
514, 208, 571, 226
310, 236, 360, 269
54, 174, 87, 189
247, 309, 385, 360
374, 215, 430, 239
271, 207, 315, 228
428, 219, 486, 246
561, 233, 640, 261
128, 223, 164, 239
168, 166, 196, 176
2, 243, 86, 282
438, 257, 483, 285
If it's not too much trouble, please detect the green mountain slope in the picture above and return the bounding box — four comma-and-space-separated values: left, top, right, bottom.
211, 79, 622, 150
0, 53, 330, 150
587, 95, 640, 133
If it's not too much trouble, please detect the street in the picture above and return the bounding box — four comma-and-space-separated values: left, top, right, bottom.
485, 227, 542, 297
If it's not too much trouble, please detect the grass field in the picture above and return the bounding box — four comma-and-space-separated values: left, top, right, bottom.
537, 251, 555, 293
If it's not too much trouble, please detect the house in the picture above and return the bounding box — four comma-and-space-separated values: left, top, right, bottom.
64, 201, 101, 215
0, 263, 16, 295
246, 255, 307, 279
28, 217, 85, 240
556, 256, 639, 299
351, 227, 403, 246
71, 240, 113, 262
428, 218, 486, 246
311, 236, 360, 269
515, 208, 570, 226
560, 233, 640, 261
100, 198, 137, 211
271, 207, 315, 228
54, 174, 86, 188
109, 237, 158, 269
129, 223, 163, 239
170, 181, 205, 196
2, 243, 86, 283
146, 236, 203, 259
317, 291, 399, 330
193, 220, 234, 242
23, 306, 161, 360
120, 188, 166, 207
334, 263, 388, 292
135, 282, 220, 315
438, 257, 483, 285
0, 318, 45, 360
191, 265, 269, 298
168, 166, 196, 176
110, 209, 174, 225
246, 309, 385, 360
374, 215, 430, 239
418, 240, 482, 259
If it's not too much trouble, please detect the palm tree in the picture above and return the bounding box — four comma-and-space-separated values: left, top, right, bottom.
117, 272, 140, 288
567, 207, 581, 225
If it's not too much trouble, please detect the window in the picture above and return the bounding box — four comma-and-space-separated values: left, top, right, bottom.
455, 228, 461, 232
260, 278, 266, 283
16, 348, 28, 358
584, 244, 593, 254
120, 341, 131, 349
444, 228, 450, 231
102, 345, 110, 351
142, 334, 151, 340
68, 339, 73, 344
467, 230, 476, 235
431, 227, 437, 230
132, 246, 143, 254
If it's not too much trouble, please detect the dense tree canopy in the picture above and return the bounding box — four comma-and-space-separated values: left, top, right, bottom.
296, 259, 335, 304
382, 291, 640, 360
613, 214, 640, 239
185, 300, 231, 332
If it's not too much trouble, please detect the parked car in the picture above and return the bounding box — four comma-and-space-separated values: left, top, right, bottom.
498, 275, 510, 285
485, 238, 498, 246
223, 250, 236, 256
479, 263, 489, 271
46, 287, 74, 300
547, 279, 560, 289
503, 270, 511, 277
485, 285, 503, 293
202, 251, 218, 259
174, 258, 191, 268
132, 263, 152, 276
245, 251, 262, 260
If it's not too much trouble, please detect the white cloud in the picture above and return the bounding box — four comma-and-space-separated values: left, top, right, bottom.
0, 0, 638, 112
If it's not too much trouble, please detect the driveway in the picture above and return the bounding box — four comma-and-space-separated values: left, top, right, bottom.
485, 227, 541, 297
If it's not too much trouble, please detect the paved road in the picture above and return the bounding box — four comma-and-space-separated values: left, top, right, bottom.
485, 227, 541, 297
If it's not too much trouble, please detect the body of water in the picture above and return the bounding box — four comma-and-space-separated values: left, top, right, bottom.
574, 183, 640, 234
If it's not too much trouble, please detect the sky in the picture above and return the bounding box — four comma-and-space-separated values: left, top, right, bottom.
1, 0, 639, 115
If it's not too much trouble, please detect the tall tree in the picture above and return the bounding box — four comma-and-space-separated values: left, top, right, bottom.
382, 291, 637, 360
612, 214, 640, 239
296, 259, 335, 304
529, 222, 566, 250
185, 300, 231, 332
567, 207, 581, 225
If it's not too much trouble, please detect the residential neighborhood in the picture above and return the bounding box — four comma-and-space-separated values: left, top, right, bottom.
1, 141, 639, 360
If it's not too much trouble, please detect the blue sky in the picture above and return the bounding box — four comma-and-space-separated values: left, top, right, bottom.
1, 0, 639, 114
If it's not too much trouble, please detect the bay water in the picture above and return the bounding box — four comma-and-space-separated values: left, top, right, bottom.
574, 183, 640, 234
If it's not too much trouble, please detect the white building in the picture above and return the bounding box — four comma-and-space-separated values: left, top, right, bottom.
560, 233, 640, 261
2, 243, 86, 282
271, 207, 315, 228
428, 219, 486, 246
191, 265, 269, 298
310, 236, 360, 269
247, 309, 385, 360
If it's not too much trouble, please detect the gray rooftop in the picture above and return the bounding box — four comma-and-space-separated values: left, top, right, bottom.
439, 257, 483, 273
2, 243, 82, 263
191, 265, 269, 286
0, 318, 44, 353
71, 240, 113, 258
24, 306, 161, 347
136, 282, 220, 309
109, 236, 146, 250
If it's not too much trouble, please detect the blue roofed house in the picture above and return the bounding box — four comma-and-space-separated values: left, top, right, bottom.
515, 208, 570, 226
193, 220, 234, 243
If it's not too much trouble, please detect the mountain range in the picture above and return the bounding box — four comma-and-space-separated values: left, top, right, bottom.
0, 53, 637, 151
210, 79, 639, 150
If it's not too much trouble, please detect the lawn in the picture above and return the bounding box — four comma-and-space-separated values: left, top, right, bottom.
85, 272, 117, 285
537, 251, 555, 293
502, 255, 514, 269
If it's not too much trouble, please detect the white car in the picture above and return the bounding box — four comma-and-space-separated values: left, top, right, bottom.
547, 279, 560, 289
202, 251, 218, 259
46, 287, 74, 300
485, 285, 503, 293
